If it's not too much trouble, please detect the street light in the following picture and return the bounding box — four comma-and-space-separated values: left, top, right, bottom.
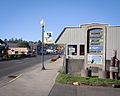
40, 18, 45, 70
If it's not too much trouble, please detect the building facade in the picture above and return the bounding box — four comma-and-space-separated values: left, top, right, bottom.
29, 43, 41, 54
0, 39, 8, 57
55, 23, 120, 74
8, 47, 30, 55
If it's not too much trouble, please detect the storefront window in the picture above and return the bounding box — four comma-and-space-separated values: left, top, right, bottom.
68, 45, 77, 55
80, 45, 84, 55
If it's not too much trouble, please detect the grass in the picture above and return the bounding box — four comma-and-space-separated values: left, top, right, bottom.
56, 71, 120, 87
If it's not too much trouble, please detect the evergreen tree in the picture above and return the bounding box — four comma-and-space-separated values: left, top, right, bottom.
4, 39, 7, 42
16, 41, 30, 48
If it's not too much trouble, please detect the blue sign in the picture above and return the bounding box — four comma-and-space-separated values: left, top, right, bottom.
89, 46, 103, 50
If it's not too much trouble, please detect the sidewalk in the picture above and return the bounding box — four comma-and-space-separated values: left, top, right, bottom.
0, 57, 63, 96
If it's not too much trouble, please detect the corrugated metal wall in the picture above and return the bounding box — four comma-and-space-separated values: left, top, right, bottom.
56, 25, 120, 60
56, 27, 85, 44
106, 26, 120, 60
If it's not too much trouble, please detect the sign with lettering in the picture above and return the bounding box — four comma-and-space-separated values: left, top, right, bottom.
44, 32, 53, 44
88, 28, 103, 53
88, 55, 102, 64
110, 67, 118, 72
89, 46, 103, 50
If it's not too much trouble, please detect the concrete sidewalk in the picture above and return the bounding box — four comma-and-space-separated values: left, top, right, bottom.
0, 57, 63, 96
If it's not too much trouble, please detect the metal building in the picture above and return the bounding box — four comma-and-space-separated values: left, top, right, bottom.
55, 23, 120, 74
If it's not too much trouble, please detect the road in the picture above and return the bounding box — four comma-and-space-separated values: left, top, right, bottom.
0, 55, 55, 85
49, 83, 120, 96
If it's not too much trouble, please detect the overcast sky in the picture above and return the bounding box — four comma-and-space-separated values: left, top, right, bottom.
0, 0, 120, 42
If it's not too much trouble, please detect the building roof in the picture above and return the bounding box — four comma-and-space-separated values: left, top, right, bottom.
79, 23, 109, 28
7, 42, 17, 47
55, 27, 80, 43
0, 39, 7, 45
55, 23, 110, 44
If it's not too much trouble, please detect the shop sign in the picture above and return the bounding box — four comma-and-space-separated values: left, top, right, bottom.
88, 28, 104, 53
87, 55, 102, 64
89, 46, 103, 50
110, 67, 118, 72
89, 50, 102, 53
69, 48, 75, 52
44, 32, 53, 44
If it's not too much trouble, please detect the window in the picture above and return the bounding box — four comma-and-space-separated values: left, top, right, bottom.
21, 52, 25, 54
68, 45, 77, 55
0, 50, 2, 54
15, 51, 18, 54
12, 50, 14, 54
80, 45, 85, 55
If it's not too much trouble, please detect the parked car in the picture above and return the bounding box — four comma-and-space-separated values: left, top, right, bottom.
46, 49, 54, 54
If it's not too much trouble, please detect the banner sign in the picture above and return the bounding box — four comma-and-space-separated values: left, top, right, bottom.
87, 55, 102, 64
44, 32, 53, 44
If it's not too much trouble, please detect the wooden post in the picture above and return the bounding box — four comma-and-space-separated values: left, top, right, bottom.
115, 59, 119, 80
110, 57, 115, 79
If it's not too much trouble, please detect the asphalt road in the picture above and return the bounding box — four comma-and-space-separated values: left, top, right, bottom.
0, 55, 55, 79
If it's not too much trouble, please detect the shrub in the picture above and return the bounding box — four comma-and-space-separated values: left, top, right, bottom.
2, 55, 8, 60
8, 54, 15, 59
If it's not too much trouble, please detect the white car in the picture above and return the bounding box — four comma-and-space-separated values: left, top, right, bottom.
46, 49, 54, 54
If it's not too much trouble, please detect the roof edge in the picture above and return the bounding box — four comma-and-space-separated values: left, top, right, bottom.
55, 27, 81, 44
55, 27, 66, 43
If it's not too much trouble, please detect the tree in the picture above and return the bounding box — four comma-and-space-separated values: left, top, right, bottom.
16, 41, 30, 48
15, 38, 18, 43
11, 38, 14, 42
38, 40, 42, 44
4, 39, 7, 42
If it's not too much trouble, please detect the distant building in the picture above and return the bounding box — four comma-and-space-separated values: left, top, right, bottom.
8, 47, 30, 55
0, 39, 8, 56
55, 23, 120, 74
7, 42, 17, 48
29, 42, 41, 54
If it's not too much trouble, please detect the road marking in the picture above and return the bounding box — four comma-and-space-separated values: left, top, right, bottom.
9, 74, 23, 83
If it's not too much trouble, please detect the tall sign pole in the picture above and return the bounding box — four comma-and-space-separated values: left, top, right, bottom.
40, 18, 45, 70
